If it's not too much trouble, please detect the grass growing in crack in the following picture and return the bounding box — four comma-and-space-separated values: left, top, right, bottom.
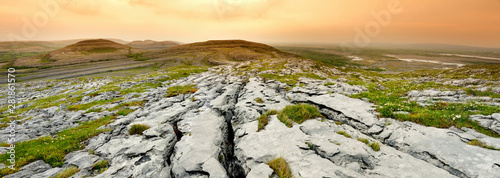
468, 139, 500, 151
54, 167, 79, 178
257, 110, 278, 132
117, 109, 135, 116
267, 157, 293, 178
86, 107, 102, 113
120, 82, 162, 94
305, 142, 314, 150
255, 97, 264, 103
465, 88, 500, 99
109, 101, 144, 111
277, 104, 323, 127
67, 98, 122, 111
351, 80, 500, 138
92, 160, 109, 174
358, 138, 381, 151
0, 116, 115, 176
156, 65, 208, 82
259, 73, 325, 86
129, 124, 150, 135
166, 85, 198, 97
336, 131, 351, 138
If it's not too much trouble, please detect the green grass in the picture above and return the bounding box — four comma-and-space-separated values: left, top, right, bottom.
277, 104, 323, 127
259, 73, 325, 86
91, 160, 109, 174
255, 97, 264, 104
267, 157, 293, 178
120, 82, 162, 94
54, 167, 79, 178
277, 47, 354, 67
86, 108, 102, 113
129, 124, 150, 135
324, 82, 336, 86
468, 139, 500, 151
117, 109, 135, 116
109, 101, 144, 111
166, 85, 198, 97
67, 98, 121, 111
156, 65, 208, 82
465, 88, 500, 99
351, 80, 500, 138
0, 116, 115, 176
358, 138, 381, 151
336, 131, 351, 138
257, 110, 278, 132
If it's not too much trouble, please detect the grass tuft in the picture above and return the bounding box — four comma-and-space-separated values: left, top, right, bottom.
165, 85, 198, 97
257, 110, 278, 132
54, 167, 79, 178
277, 104, 323, 127
129, 124, 150, 135
255, 97, 264, 103
92, 160, 109, 174
267, 157, 293, 178
336, 131, 351, 138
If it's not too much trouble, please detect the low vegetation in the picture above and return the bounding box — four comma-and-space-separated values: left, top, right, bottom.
260, 73, 325, 86
351, 80, 500, 138
267, 157, 293, 178
257, 110, 278, 132
358, 138, 381, 151
277, 104, 323, 127
166, 85, 198, 97
467, 139, 500, 151
0, 116, 115, 176
255, 97, 264, 103
54, 167, 79, 178
67, 98, 122, 111
336, 131, 351, 138
92, 160, 110, 174
129, 124, 150, 135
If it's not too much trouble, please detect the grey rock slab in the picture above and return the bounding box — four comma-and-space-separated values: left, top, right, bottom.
385, 122, 500, 178
64, 151, 100, 171
171, 108, 228, 178
246, 164, 273, 178
234, 116, 363, 177
296, 93, 381, 129
5, 160, 52, 178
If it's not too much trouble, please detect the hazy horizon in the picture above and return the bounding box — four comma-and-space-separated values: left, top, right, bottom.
1, 0, 500, 48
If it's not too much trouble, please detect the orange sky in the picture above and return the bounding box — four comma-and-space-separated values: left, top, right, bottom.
1, 0, 499, 48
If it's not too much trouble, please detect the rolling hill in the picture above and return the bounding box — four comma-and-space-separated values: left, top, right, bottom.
12, 39, 144, 67
127, 40, 181, 50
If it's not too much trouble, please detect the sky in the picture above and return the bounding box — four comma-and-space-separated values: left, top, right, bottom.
1, 0, 499, 48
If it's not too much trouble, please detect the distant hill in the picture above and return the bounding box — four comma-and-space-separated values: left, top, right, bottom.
127, 40, 181, 50
13, 39, 144, 67
145, 40, 297, 65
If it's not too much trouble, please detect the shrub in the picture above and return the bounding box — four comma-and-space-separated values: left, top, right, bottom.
257, 110, 278, 132
277, 104, 323, 127
55, 167, 79, 178
166, 85, 198, 97
129, 124, 150, 135
267, 157, 293, 178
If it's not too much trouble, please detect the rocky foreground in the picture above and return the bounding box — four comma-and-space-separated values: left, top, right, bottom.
0, 60, 499, 178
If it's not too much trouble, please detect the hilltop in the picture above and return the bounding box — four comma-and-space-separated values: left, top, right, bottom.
126, 40, 181, 50
12, 39, 144, 67
145, 40, 298, 65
